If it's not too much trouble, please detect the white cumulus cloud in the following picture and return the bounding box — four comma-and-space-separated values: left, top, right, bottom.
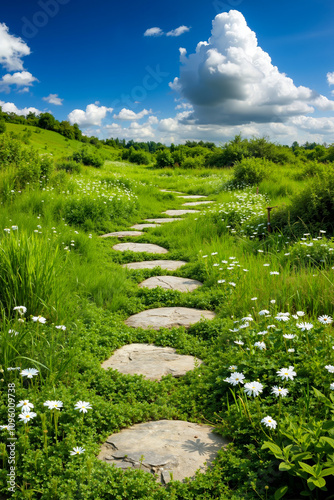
144, 27, 164, 37
0, 71, 38, 92
167, 26, 191, 37
170, 10, 334, 126
0, 23, 31, 71
68, 103, 113, 127
43, 94, 63, 106
113, 108, 151, 120
327, 72, 334, 86
0, 100, 41, 116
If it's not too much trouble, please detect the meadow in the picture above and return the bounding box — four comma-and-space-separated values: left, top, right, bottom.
0, 124, 334, 499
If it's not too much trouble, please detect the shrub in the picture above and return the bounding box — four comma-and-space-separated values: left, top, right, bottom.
0, 119, 6, 134
232, 157, 273, 186
56, 159, 82, 174
128, 149, 151, 165
72, 148, 104, 168
155, 149, 173, 168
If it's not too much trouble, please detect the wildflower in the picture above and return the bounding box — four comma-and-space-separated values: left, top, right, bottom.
288, 348, 295, 353
325, 365, 334, 373
330, 383, 334, 390
229, 328, 239, 332
270, 271, 280, 275
13, 306, 27, 315
21, 368, 39, 378
263, 263, 270, 266
257, 330, 268, 335
319, 230, 326, 234
43, 400, 63, 410
19, 412, 37, 423
277, 366, 296, 381
271, 386, 289, 397
4, 228, 10, 233
17, 400, 34, 412
0, 424, 10, 430
55, 325, 66, 330
261, 416, 277, 429
229, 282, 236, 287
244, 381, 264, 397
74, 401, 92, 413
275, 315, 289, 322
296, 322, 313, 331
283, 334, 296, 340
254, 341, 266, 350
258, 249, 264, 253
218, 279, 226, 284
296, 311, 305, 317
32, 316, 47, 324
211, 252, 218, 255
270, 300, 276, 304
234, 340, 244, 345
239, 322, 249, 329
70, 446, 85, 455
224, 372, 245, 385
318, 315, 333, 325
241, 316, 253, 322
9, 329, 19, 336
202, 255, 208, 258
251, 297, 257, 301
228, 365, 238, 371
259, 310, 269, 316
11, 225, 18, 230
267, 324, 276, 329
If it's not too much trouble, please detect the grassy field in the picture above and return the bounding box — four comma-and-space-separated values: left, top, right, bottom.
0, 134, 334, 499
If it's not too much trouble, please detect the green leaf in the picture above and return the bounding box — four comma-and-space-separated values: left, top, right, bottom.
307, 476, 326, 489
279, 462, 292, 472
298, 462, 316, 477
320, 466, 334, 477
320, 436, 334, 448
274, 486, 288, 500
262, 441, 283, 458
312, 387, 328, 402
322, 420, 334, 431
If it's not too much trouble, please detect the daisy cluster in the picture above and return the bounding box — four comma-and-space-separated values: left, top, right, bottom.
284, 234, 334, 268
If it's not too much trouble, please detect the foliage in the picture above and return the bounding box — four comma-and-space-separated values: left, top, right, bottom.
231, 157, 273, 186
72, 148, 104, 168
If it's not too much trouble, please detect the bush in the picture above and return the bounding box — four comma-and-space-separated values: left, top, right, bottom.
182, 156, 204, 169
128, 149, 151, 165
0, 119, 6, 134
72, 148, 104, 168
56, 159, 82, 174
155, 149, 173, 168
232, 157, 272, 186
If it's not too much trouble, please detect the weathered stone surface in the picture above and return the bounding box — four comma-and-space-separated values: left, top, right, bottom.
100, 231, 143, 238
139, 276, 202, 292
98, 420, 228, 483
177, 195, 207, 199
124, 307, 216, 329
131, 224, 161, 230
123, 260, 187, 271
182, 201, 214, 206
101, 343, 202, 380
113, 243, 168, 254
144, 218, 183, 223
163, 210, 200, 216
160, 189, 184, 194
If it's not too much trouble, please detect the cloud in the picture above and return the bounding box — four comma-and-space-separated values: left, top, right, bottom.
0, 23, 31, 71
68, 103, 113, 127
105, 121, 155, 140
144, 27, 164, 37
113, 108, 151, 120
167, 26, 191, 37
0, 71, 38, 92
43, 94, 63, 106
327, 72, 334, 86
0, 100, 41, 116
170, 11, 334, 126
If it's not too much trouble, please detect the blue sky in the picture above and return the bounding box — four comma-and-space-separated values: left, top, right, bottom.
1, 0, 334, 144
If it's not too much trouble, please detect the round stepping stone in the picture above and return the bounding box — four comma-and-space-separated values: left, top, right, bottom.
177, 195, 208, 199
139, 276, 202, 292
123, 260, 187, 271
163, 210, 200, 216
100, 231, 143, 238
182, 201, 214, 206
131, 224, 161, 230
113, 243, 168, 254
101, 343, 202, 380
144, 218, 183, 223
124, 307, 216, 329
98, 420, 228, 484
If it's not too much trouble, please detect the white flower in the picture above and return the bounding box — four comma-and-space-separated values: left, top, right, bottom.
4, 228, 10, 233
241, 316, 253, 322
19, 412, 37, 423
229, 282, 236, 287
258, 310, 269, 316
17, 400, 34, 412
21, 368, 39, 378
296, 311, 305, 317
43, 400, 63, 410
0, 424, 10, 430
271, 386, 289, 397
74, 401, 92, 413
270, 300, 276, 304
70, 446, 85, 455
288, 348, 295, 353
283, 334, 296, 340
267, 324, 276, 329
218, 279, 226, 284
296, 322, 313, 331
244, 381, 264, 397
32, 316, 47, 324
277, 366, 296, 381
239, 322, 249, 329
275, 315, 289, 322
55, 325, 66, 330
224, 372, 245, 386
234, 340, 244, 345
202, 255, 208, 258
325, 365, 334, 373
318, 315, 333, 325
251, 297, 257, 301
330, 383, 334, 390
254, 341, 266, 350
263, 263, 270, 266
13, 306, 27, 315
229, 328, 239, 332
270, 271, 280, 275
211, 252, 218, 255
261, 416, 277, 429
228, 365, 238, 371
11, 225, 18, 230
9, 329, 19, 336
257, 330, 268, 335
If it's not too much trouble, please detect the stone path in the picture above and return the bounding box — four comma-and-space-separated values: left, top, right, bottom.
177, 195, 207, 199
113, 243, 168, 254
101, 343, 202, 380
144, 218, 183, 223
98, 420, 228, 484
182, 201, 214, 206
131, 223, 161, 230
163, 210, 199, 216
124, 307, 216, 329
100, 231, 143, 238
123, 260, 187, 270
139, 276, 202, 292
160, 189, 183, 194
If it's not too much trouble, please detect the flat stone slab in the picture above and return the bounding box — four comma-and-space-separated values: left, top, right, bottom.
98, 420, 228, 483
163, 210, 200, 216
101, 343, 202, 380
100, 231, 143, 238
160, 190, 184, 194
182, 201, 214, 206
144, 218, 183, 223
123, 260, 187, 271
139, 276, 202, 292
131, 224, 161, 230
177, 195, 208, 199
113, 243, 168, 254
124, 307, 216, 329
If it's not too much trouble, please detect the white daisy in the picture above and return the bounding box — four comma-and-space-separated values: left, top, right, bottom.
17, 400, 34, 412
20, 368, 39, 378
325, 365, 334, 373
271, 386, 289, 397
318, 315, 333, 325
19, 412, 37, 423
261, 416, 277, 429
74, 401, 92, 413
244, 381, 264, 397
43, 400, 63, 410
70, 446, 85, 455
254, 341, 266, 350
277, 366, 296, 381
296, 322, 313, 331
